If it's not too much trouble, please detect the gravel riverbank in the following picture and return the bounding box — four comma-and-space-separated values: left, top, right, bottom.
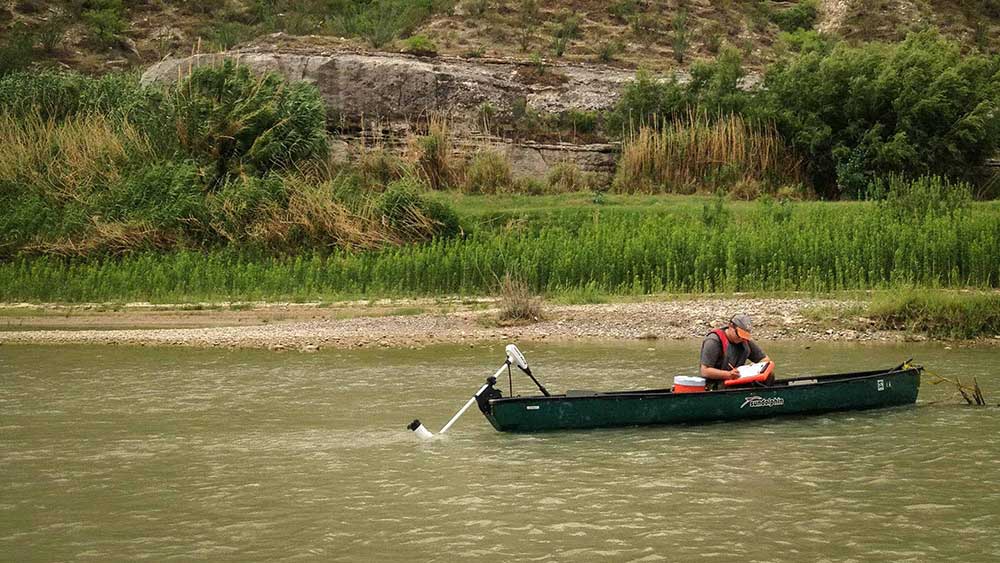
3, 296, 979, 351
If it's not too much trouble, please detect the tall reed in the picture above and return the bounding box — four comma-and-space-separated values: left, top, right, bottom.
614, 112, 803, 195
0, 111, 153, 201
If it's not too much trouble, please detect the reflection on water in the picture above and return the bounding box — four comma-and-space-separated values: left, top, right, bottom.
1, 342, 998, 561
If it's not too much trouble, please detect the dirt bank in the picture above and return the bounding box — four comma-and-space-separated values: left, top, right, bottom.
4, 296, 985, 351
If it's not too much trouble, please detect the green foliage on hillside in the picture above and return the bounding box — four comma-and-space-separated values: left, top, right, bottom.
760, 30, 1000, 198
609, 30, 1000, 198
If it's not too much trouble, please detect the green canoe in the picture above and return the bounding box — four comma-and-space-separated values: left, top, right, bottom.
478, 365, 922, 433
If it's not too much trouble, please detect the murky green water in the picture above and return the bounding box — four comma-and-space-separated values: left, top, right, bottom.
2, 341, 999, 561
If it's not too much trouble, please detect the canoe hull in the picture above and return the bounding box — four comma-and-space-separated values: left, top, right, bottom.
483, 367, 921, 432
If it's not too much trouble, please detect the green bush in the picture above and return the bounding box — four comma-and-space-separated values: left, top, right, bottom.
330, 0, 445, 48
170, 60, 328, 186
81, 0, 127, 47
771, 0, 819, 32
0, 70, 161, 126
0, 25, 36, 77
607, 47, 748, 134
759, 30, 1000, 198
209, 173, 289, 239
401, 34, 437, 56
104, 162, 208, 231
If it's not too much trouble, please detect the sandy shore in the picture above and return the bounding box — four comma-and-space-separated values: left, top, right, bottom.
4, 296, 982, 351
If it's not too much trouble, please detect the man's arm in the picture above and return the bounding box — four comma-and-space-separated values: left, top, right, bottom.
748, 340, 769, 364
699, 336, 740, 380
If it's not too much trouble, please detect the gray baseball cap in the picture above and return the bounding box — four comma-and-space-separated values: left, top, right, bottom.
730, 313, 753, 340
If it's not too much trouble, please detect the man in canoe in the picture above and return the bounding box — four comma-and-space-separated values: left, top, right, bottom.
699, 313, 772, 389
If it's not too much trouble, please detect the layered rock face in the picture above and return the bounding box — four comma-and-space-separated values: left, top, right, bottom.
142, 50, 634, 177
142, 50, 635, 125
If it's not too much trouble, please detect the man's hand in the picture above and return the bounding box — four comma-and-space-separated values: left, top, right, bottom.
727, 363, 741, 379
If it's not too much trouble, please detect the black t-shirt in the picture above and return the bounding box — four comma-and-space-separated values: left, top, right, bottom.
700, 330, 766, 371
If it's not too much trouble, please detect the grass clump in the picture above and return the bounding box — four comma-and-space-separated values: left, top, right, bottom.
498, 273, 543, 323
868, 291, 1000, 339
409, 117, 460, 190
464, 150, 514, 194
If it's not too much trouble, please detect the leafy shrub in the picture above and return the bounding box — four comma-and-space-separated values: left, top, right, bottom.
170, 60, 328, 186
556, 110, 598, 135
771, 0, 819, 32
330, 0, 444, 48
401, 34, 437, 56
759, 30, 1000, 197
518, 0, 540, 52
671, 9, 690, 63
609, 0, 638, 23
607, 47, 747, 134
0, 25, 36, 76
81, 0, 127, 47
555, 14, 581, 39
597, 40, 623, 62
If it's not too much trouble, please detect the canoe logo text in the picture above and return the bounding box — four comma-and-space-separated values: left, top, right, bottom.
740, 395, 785, 409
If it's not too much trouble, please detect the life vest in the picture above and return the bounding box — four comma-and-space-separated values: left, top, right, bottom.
710, 328, 774, 387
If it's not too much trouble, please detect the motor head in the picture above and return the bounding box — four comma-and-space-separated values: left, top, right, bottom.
505, 344, 529, 371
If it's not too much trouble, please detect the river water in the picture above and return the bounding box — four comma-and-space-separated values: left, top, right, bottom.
2, 341, 998, 561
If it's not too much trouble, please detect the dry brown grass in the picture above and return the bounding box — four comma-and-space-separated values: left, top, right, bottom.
497, 272, 543, 323
25, 219, 177, 257
613, 112, 803, 196
408, 115, 462, 190
0, 111, 153, 202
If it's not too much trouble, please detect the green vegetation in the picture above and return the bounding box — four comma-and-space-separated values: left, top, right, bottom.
771, 0, 819, 33
868, 290, 1000, 339
0, 65, 455, 258
609, 31, 1000, 198
2, 193, 997, 302
401, 34, 438, 56
760, 30, 1000, 198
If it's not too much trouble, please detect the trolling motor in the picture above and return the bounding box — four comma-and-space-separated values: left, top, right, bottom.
407, 344, 547, 439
